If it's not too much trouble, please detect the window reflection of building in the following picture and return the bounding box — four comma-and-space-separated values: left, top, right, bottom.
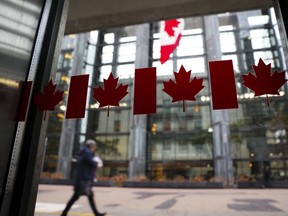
43, 7, 288, 184
43, 40, 74, 176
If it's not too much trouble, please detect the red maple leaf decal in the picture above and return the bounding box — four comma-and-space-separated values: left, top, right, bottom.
33, 79, 64, 119
162, 65, 204, 112
242, 58, 287, 106
93, 72, 128, 116
164, 19, 180, 37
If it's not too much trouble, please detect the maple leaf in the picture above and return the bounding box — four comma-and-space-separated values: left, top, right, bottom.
164, 19, 180, 37
33, 79, 64, 119
242, 58, 287, 106
162, 65, 204, 112
93, 72, 128, 116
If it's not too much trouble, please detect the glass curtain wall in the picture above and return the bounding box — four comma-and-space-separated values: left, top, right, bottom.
85, 27, 137, 179
42, 35, 75, 178
149, 8, 287, 182
149, 17, 214, 182
223, 9, 288, 182
43, 7, 288, 183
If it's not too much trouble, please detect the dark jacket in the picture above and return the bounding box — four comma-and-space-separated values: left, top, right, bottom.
74, 147, 97, 186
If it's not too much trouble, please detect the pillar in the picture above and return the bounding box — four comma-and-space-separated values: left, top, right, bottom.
57, 33, 89, 178
204, 15, 234, 186
128, 24, 150, 179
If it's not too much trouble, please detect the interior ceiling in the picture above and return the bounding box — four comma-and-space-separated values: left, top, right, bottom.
65, 0, 273, 34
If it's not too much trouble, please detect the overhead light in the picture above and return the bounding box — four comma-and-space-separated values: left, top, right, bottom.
60, 105, 66, 111
90, 103, 99, 109
64, 53, 73, 59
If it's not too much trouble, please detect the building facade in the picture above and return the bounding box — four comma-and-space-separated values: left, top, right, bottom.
42, 7, 288, 186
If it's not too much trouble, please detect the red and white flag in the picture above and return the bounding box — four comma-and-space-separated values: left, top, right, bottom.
160, 18, 184, 64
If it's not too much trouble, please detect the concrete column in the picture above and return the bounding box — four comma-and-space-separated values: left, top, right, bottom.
204, 15, 234, 186
128, 24, 150, 179
57, 33, 89, 178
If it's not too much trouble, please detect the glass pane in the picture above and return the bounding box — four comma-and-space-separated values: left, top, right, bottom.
177, 35, 204, 56
0, 0, 44, 195
177, 57, 206, 73
116, 64, 135, 78
118, 43, 136, 62
220, 32, 236, 52
104, 33, 114, 44
44, 5, 288, 186
99, 65, 112, 81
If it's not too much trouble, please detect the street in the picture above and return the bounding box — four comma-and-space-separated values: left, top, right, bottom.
35, 184, 288, 216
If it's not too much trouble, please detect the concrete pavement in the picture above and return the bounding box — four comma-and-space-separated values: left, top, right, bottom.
34, 184, 288, 216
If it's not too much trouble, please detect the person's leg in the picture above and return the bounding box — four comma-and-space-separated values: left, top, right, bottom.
61, 192, 80, 216
87, 190, 106, 216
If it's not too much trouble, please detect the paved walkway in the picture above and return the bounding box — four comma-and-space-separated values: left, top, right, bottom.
34, 184, 288, 216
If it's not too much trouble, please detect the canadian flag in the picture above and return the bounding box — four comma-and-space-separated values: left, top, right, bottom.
160, 18, 185, 64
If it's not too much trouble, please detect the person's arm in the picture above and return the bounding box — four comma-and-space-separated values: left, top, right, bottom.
93, 156, 103, 167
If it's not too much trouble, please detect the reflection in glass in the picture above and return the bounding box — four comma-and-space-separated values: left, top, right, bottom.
44, 7, 288, 184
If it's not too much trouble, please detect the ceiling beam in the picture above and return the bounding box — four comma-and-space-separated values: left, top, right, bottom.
65, 0, 273, 34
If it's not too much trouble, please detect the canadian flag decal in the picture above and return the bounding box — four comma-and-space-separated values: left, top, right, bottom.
160, 19, 184, 64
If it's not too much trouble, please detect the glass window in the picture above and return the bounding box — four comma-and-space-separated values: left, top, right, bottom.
177, 57, 206, 73
44, 7, 288, 184
102, 45, 114, 63
96, 135, 128, 160
96, 27, 137, 81
104, 33, 115, 44
222, 54, 239, 72
116, 64, 135, 78
42, 136, 61, 175
177, 35, 204, 56
118, 43, 136, 62
220, 32, 236, 52
152, 39, 160, 59
99, 65, 112, 81
152, 18, 206, 77
153, 60, 173, 76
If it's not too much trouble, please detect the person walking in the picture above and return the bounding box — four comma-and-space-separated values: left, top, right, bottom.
263, 165, 271, 188
61, 140, 106, 216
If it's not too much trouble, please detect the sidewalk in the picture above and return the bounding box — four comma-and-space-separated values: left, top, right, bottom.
34, 184, 288, 216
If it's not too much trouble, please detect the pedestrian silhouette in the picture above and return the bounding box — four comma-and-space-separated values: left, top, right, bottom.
61, 140, 106, 216
263, 165, 271, 188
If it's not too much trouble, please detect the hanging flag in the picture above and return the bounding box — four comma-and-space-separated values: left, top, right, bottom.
160, 18, 184, 64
